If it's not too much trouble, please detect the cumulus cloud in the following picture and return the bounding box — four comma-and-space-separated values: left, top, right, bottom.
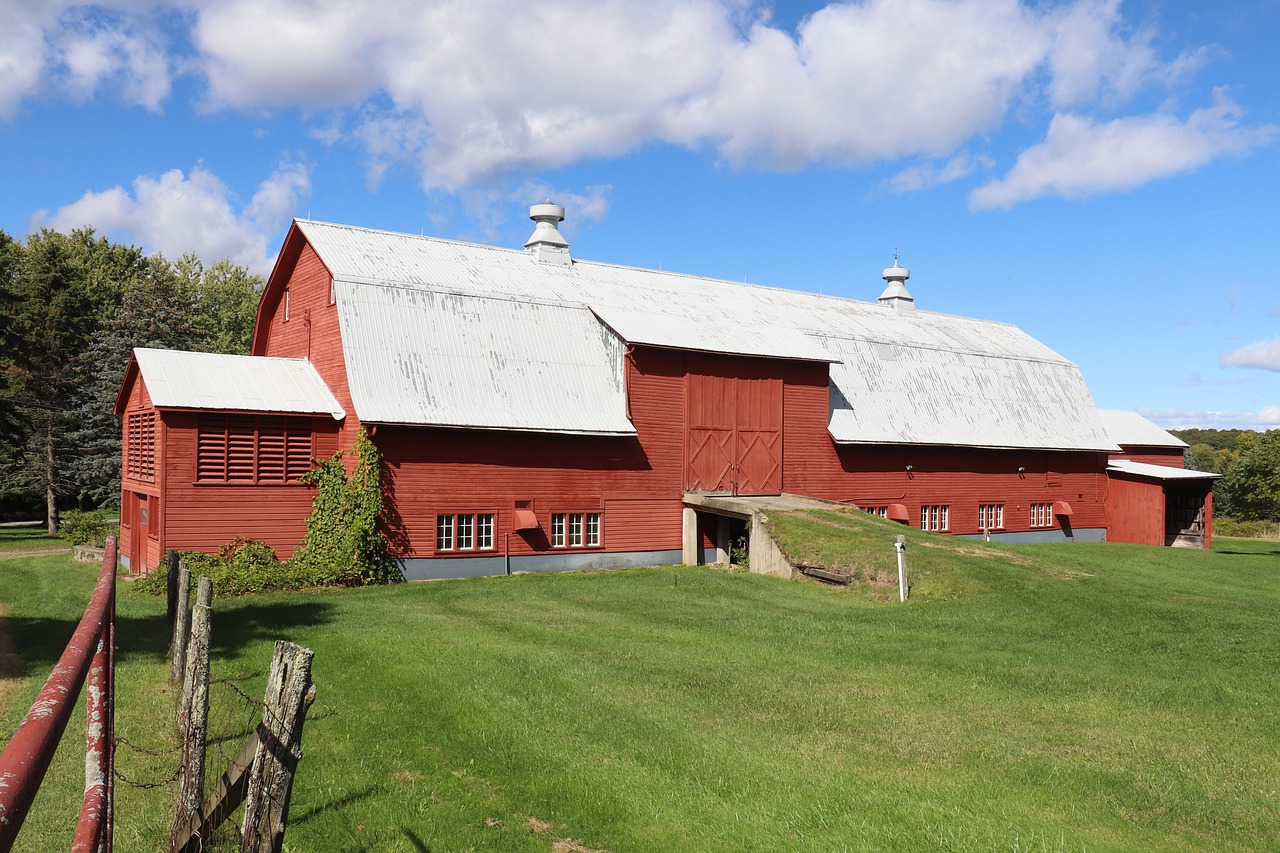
970, 90, 1278, 209
33, 163, 311, 275
0, 3, 171, 118
1221, 338, 1280, 372
5, 1, 1275, 206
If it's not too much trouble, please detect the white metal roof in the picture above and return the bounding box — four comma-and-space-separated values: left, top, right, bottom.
133, 348, 345, 419
296, 220, 1116, 449
333, 283, 634, 434
1097, 409, 1188, 448
1107, 458, 1219, 480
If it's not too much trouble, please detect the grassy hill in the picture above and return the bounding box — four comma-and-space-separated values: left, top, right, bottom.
2, 519, 1277, 851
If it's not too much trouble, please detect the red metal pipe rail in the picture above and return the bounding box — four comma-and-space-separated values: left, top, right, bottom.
0, 536, 117, 851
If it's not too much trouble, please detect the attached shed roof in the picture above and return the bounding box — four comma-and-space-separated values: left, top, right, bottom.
1107, 459, 1219, 481
294, 219, 1115, 450
121, 348, 345, 419
1097, 409, 1188, 448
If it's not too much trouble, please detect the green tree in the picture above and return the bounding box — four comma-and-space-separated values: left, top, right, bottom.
0, 228, 142, 533
177, 255, 262, 355
1223, 430, 1280, 522
67, 255, 203, 507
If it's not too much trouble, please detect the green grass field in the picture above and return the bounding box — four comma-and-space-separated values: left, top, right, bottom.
1, 513, 1278, 851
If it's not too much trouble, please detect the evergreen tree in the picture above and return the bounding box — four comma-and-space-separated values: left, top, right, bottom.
0, 228, 142, 533
68, 255, 203, 507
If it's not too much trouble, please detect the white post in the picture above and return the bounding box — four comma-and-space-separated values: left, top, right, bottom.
894, 535, 908, 602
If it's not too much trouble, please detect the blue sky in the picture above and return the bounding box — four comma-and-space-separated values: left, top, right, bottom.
2, 0, 1278, 430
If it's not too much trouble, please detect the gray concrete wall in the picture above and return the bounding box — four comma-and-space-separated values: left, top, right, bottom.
748, 511, 794, 579
398, 549, 683, 582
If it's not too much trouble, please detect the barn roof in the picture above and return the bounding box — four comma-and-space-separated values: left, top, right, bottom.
295, 219, 1116, 450
1107, 459, 1219, 480
1097, 409, 1187, 449
121, 348, 345, 419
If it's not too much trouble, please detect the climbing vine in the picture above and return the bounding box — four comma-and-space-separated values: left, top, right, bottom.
293, 428, 400, 586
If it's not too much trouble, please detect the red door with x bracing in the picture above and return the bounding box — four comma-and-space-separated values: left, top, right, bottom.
685, 355, 783, 495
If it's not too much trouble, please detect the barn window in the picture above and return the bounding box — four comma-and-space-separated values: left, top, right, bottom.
551, 512, 602, 548
919, 505, 949, 531
863, 505, 888, 518
196, 414, 313, 483
1030, 503, 1054, 528
436, 513, 496, 552
126, 411, 156, 482
283, 286, 291, 321
978, 504, 1004, 530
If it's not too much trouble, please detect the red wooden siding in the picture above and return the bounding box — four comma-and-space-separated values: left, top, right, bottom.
1112, 446, 1186, 468
156, 411, 341, 559
1105, 474, 1166, 546
255, 240, 361, 445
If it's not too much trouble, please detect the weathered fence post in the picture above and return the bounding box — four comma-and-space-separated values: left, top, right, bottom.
165, 549, 180, 639
171, 576, 213, 851
241, 642, 316, 853
170, 560, 191, 685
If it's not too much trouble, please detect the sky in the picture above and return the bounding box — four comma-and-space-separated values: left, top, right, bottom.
1, 0, 1278, 431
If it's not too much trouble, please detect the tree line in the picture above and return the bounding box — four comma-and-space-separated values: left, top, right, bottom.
1173, 428, 1280, 522
0, 228, 262, 533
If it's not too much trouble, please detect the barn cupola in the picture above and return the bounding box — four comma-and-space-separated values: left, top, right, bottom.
524, 200, 572, 266
878, 256, 915, 311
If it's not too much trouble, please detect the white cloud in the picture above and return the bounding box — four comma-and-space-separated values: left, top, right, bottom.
1221, 338, 1280, 372
0, 3, 171, 117
883, 153, 995, 195
970, 90, 1278, 209
1140, 406, 1280, 431
5, 1, 1274, 205
32, 163, 311, 276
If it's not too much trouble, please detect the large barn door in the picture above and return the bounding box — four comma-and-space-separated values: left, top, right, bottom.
685, 356, 783, 495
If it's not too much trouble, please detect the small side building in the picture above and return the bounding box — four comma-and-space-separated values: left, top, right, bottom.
114, 348, 345, 573
1099, 409, 1219, 548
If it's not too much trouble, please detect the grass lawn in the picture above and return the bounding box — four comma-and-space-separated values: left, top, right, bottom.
1, 516, 1278, 851
0, 524, 65, 552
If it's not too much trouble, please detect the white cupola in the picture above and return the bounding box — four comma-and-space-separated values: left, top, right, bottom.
524, 201, 571, 266
878, 256, 915, 311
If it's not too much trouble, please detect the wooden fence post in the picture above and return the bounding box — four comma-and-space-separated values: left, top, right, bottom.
241, 642, 315, 853
165, 549, 179, 640
171, 577, 213, 850
169, 560, 191, 686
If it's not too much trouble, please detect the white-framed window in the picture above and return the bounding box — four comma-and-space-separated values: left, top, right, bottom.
437, 513, 497, 551
283, 286, 290, 321
978, 504, 1004, 530
863, 505, 888, 518
1030, 503, 1053, 528
551, 512, 602, 548
920, 505, 949, 531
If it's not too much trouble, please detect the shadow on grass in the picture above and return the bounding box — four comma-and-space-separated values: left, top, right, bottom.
1214, 545, 1280, 556
1, 600, 339, 679
288, 783, 385, 825
401, 827, 433, 851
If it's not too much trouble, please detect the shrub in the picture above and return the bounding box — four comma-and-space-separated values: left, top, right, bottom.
1214, 518, 1280, 539
59, 509, 117, 547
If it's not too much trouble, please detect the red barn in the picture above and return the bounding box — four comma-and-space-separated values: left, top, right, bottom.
115, 203, 1212, 577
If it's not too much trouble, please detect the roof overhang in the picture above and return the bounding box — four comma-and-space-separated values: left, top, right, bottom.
1107, 459, 1221, 481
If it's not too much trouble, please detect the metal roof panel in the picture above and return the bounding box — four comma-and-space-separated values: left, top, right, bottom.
1098, 409, 1188, 448
133, 348, 345, 418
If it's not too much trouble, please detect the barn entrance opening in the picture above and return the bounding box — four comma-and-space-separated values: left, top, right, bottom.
1166, 487, 1207, 548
